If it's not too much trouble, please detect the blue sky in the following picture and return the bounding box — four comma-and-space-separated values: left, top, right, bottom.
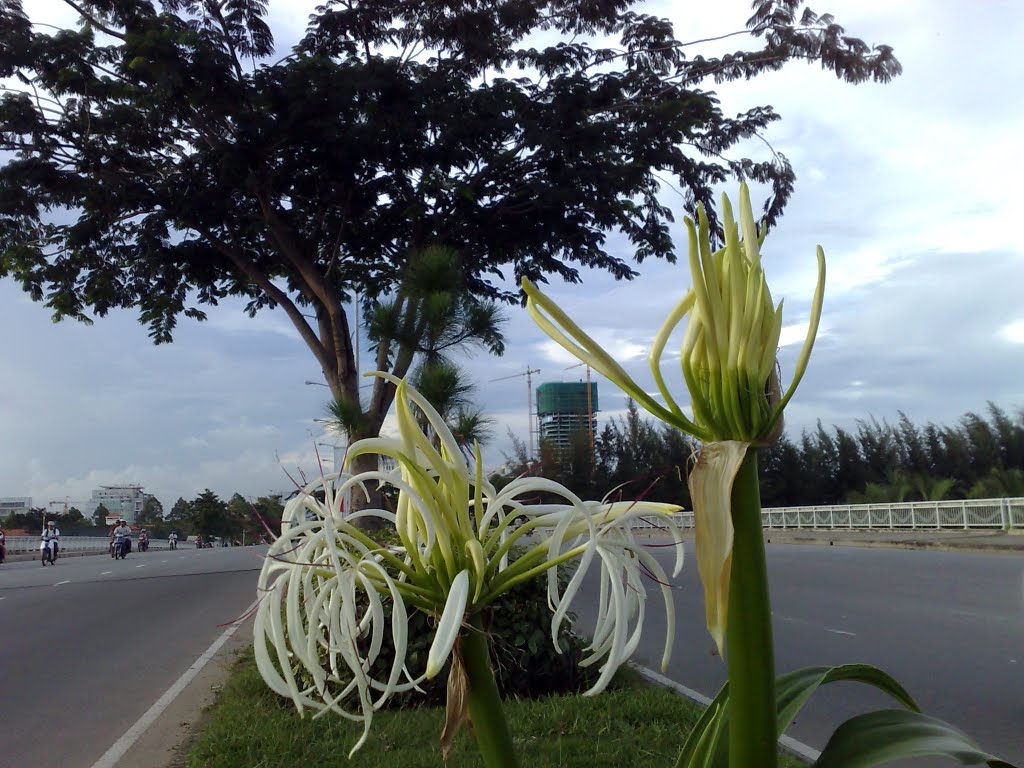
2, 0, 1022, 510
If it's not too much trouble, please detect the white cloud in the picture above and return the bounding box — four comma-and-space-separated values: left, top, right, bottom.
5, 0, 1024, 503
1000, 321, 1024, 345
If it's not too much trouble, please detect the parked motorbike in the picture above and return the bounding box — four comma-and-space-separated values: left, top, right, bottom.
40, 538, 57, 566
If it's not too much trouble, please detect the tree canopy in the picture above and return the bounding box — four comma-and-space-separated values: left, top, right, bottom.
0, 0, 901, 455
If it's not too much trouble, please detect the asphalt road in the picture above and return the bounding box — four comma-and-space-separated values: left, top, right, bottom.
0, 546, 263, 768
574, 541, 1024, 768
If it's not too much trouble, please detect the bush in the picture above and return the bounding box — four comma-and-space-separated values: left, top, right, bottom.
288, 543, 597, 710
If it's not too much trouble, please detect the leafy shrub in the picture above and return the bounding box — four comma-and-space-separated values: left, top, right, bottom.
287, 544, 597, 709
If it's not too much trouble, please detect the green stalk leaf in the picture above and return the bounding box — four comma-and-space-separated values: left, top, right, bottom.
674, 686, 730, 768
674, 664, 925, 768
813, 709, 1018, 768
776, 664, 919, 734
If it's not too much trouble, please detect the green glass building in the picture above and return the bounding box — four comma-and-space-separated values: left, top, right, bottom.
536, 381, 599, 455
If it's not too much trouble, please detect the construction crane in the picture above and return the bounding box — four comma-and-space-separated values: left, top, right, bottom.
565, 362, 596, 461
489, 366, 541, 461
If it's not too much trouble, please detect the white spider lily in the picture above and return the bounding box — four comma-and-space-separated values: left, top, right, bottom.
255, 374, 684, 756
522, 183, 825, 653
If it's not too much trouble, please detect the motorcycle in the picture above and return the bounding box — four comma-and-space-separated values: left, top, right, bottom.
169, 538, 177, 550
112, 537, 130, 560
40, 538, 57, 566
138, 535, 149, 553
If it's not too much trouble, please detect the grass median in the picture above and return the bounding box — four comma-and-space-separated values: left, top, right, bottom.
187, 650, 805, 767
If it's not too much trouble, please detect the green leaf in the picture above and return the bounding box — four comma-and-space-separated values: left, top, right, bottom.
776, 664, 919, 734
674, 664, 921, 768
814, 709, 1018, 768
673, 684, 729, 768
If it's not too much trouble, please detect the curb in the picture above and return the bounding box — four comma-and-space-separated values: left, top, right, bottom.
3, 548, 108, 563
762, 535, 1024, 554
629, 663, 822, 763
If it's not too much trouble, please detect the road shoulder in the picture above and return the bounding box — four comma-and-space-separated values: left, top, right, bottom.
109, 616, 254, 768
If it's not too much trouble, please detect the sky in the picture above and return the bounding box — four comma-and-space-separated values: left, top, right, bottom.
2, 0, 1023, 512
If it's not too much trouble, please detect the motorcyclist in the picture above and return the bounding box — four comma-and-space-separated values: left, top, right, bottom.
41, 520, 60, 560
112, 519, 131, 558
168, 531, 178, 550
138, 528, 149, 552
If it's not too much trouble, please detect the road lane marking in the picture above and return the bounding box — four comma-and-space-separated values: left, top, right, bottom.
89, 598, 258, 768
135, 564, 146, 568
824, 628, 855, 636
54, 580, 71, 586
101, 571, 112, 575
630, 663, 822, 762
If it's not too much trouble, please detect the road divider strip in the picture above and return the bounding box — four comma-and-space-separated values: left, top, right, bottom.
88, 597, 259, 768
629, 663, 822, 763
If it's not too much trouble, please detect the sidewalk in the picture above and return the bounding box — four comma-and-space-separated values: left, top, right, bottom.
630, 526, 1024, 553
761, 527, 1024, 553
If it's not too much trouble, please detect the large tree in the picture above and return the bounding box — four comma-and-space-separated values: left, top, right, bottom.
0, 0, 899, 494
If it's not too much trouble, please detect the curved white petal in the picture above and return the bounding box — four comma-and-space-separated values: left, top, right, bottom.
426, 569, 470, 679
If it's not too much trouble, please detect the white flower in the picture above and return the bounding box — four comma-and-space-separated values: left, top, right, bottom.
522, 183, 825, 654
254, 374, 684, 756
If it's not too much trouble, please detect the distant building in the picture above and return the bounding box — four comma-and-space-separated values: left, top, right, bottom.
89, 485, 148, 524
0, 497, 32, 517
536, 381, 599, 456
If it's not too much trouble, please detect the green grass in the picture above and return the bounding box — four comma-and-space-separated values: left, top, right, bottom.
188, 651, 805, 768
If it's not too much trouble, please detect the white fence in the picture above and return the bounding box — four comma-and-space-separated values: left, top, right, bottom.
628, 497, 1024, 532
3, 535, 174, 554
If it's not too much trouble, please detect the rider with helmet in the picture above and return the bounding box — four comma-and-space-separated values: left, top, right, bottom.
112, 519, 131, 558
41, 520, 61, 560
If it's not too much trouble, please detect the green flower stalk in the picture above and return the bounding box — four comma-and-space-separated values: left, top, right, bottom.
254, 374, 684, 764
523, 183, 825, 768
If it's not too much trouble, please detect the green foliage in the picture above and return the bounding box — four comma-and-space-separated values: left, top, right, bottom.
0, 0, 900, 459
137, 495, 164, 525
814, 710, 1016, 767
675, 664, 920, 768
190, 649, 810, 768
92, 503, 110, 526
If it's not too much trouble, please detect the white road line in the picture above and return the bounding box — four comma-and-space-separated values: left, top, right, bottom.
824, 628, 855, 636
101, 571, 113, 575
54, 580, 71, 586
629, 663, 822, 763
161, 559, 168, 563
135, 564, 146, 568
88, 598, 259, 768
0, 596, 6, 600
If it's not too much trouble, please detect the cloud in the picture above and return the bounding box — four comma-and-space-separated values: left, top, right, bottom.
4, 0, 1023, 505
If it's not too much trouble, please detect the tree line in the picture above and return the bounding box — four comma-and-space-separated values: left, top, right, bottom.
1, 491, 285, 542
495, 402, 1024, 509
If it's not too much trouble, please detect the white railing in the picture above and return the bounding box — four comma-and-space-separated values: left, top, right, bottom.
761, 497, 1024, 531
627, 497, 1024, 532
3, 535, 174, 554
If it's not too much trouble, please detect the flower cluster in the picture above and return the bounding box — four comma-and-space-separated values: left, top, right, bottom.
255, 374, 683, 755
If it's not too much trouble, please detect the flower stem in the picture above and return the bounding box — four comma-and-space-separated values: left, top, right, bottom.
726, 448, 777, 768
462, 613, 519, 768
